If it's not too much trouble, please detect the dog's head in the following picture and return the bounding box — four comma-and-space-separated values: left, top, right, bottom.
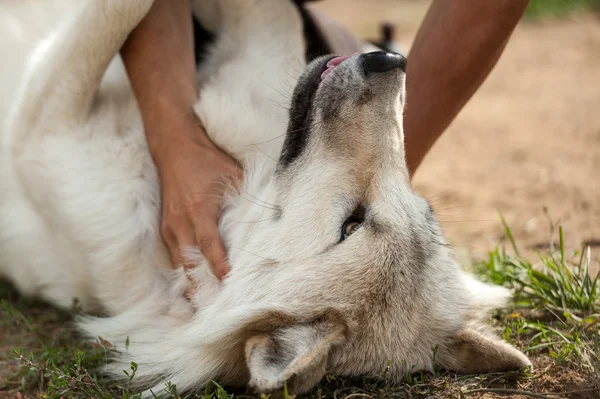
189, 52, 531, 395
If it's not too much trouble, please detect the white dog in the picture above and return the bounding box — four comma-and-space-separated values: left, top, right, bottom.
0, 0, 531, 396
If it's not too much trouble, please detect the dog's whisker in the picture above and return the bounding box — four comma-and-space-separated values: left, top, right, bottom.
252, 144, 278, 162
245, 117, 327, 148
241, 190, 279, 208
229, 247, 276, 262
266, 98, 291, 111
427, 190, 462, 204
245, 133, 287, 146
285, 119, 326, 135
432, 204, 470, 212
227, 217, 276, 224
437, 219, 496, 223
292, 57, 310, 73
263, 84, 293, 104
237, 194, 279, 211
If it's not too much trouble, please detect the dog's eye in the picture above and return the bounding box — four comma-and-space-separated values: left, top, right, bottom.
341, 217, 363, 241
340, 205, 366, 242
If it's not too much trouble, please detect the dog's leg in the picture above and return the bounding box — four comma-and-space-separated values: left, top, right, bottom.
8, 0, 154, 142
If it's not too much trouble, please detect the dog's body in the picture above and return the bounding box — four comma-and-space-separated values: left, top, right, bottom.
0, 0, 530, 396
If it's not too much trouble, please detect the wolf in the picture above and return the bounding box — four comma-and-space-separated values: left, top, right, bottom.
0, 0, 530, 396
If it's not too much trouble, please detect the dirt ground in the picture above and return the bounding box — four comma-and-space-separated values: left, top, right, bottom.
313, 0, 600, 267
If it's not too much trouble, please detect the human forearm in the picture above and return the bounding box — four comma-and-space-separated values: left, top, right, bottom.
119, 1, 240, 279
120, 0, 208, 164
404, 0, 529, 175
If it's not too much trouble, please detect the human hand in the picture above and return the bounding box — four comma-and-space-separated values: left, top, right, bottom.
152, 117, 242, 280
119, 0, 243, 279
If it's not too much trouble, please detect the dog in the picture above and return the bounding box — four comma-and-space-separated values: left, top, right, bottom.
0, 0, 531, 396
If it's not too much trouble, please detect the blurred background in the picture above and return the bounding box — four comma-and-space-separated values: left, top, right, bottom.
1, 0, 599, 266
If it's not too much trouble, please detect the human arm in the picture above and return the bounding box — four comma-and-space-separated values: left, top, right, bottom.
404, 0, 530, 175
120, 0, 241, 279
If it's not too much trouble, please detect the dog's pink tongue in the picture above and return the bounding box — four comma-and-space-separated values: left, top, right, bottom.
321, 54, 354, 80
327, 54, 353, 68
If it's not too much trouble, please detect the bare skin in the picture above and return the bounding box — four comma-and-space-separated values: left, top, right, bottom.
121, 0, 529, 279
121, 0, 240, 280
404, 0, 530, 174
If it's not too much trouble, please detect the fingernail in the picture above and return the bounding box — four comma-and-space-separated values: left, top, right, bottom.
218, 267, 230, 281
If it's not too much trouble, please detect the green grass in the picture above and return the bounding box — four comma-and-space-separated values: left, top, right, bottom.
483, 219, 599, 313
525, 0, 599, 19
1, 219, 599, 398
477, 219, 600, 376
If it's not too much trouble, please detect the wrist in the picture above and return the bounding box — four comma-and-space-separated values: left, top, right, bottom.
145, 107, 212, 166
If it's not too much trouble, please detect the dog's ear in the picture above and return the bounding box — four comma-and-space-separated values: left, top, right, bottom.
245, 318, 346, 395
436, 328, 531, 374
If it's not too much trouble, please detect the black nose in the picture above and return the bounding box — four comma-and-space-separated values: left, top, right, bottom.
361, 51, 407, 75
